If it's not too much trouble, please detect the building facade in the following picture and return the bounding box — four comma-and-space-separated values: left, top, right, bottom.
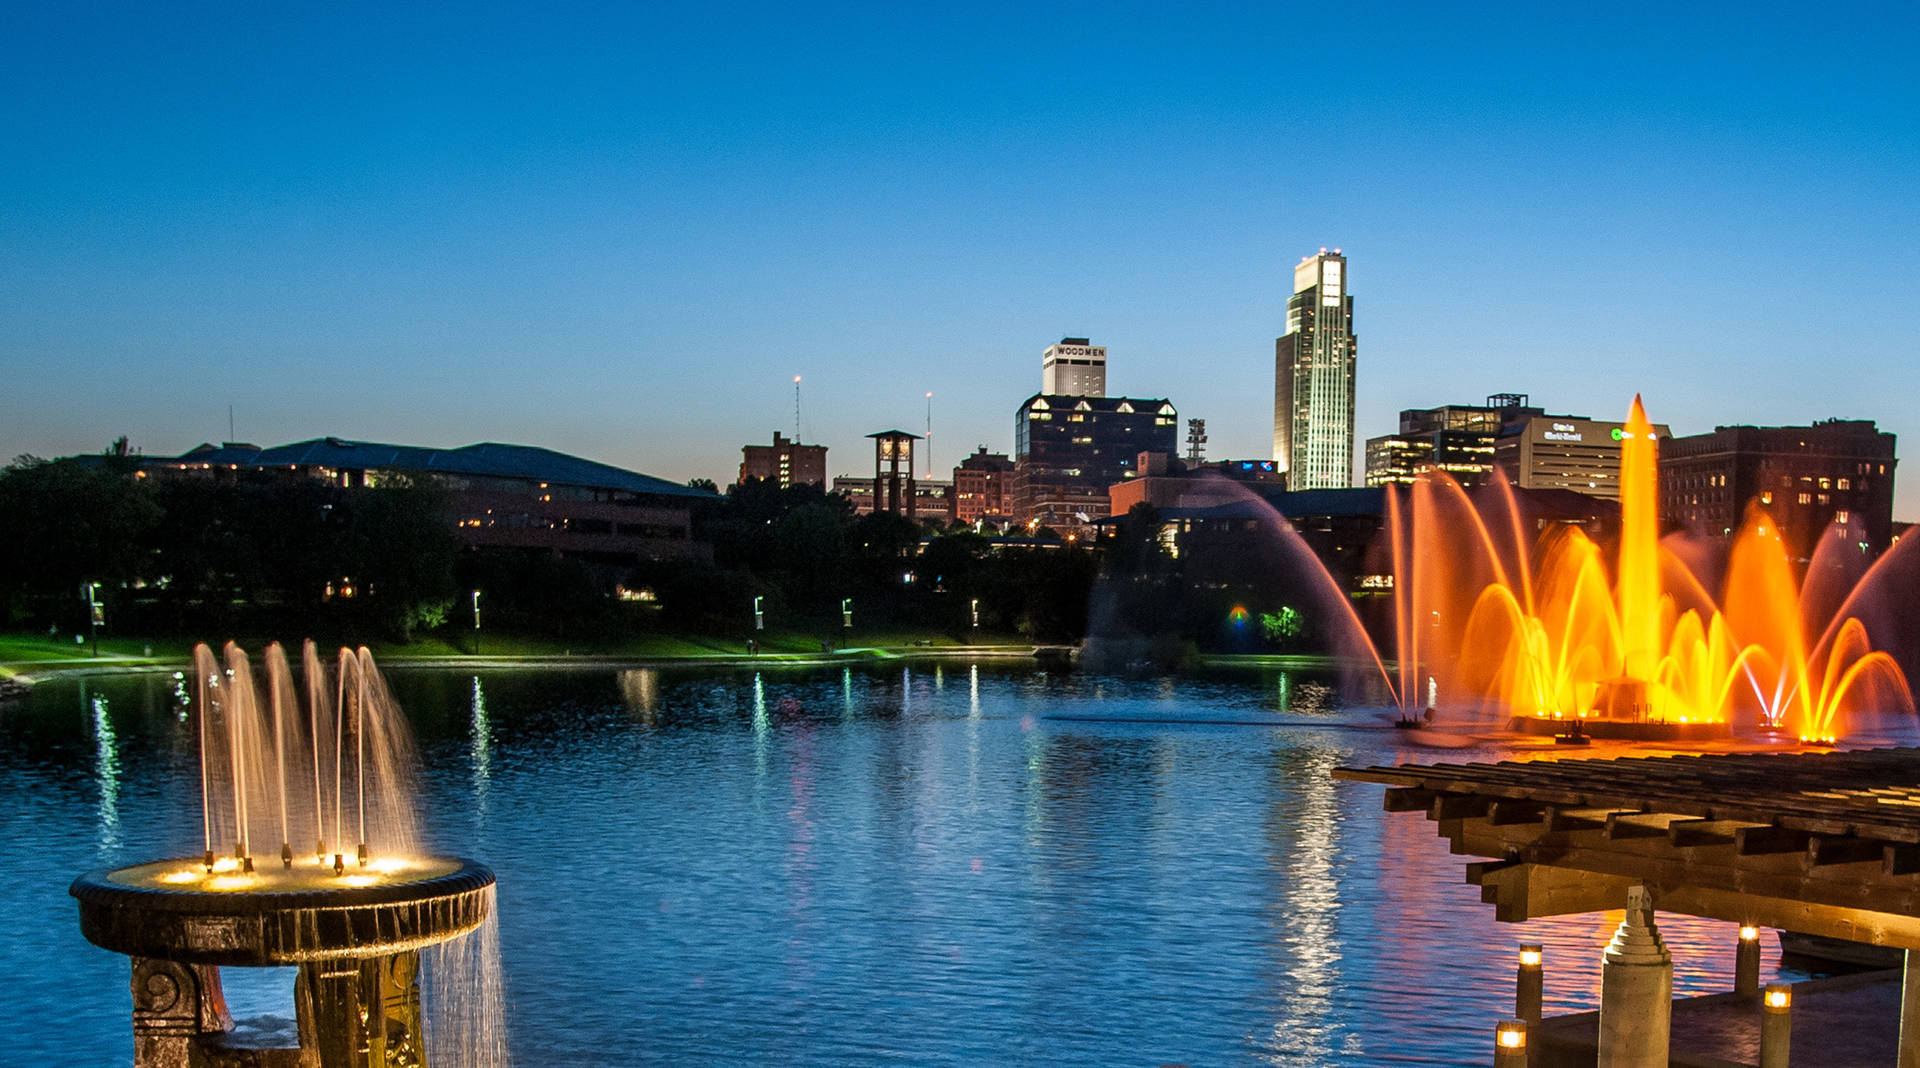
952, 447, 1015, 525
1274, 250, 1357, 489
1041, 337, 1107, 397
164, 438, 714, 565
830, 476, 875, 514
1013, 394, 1178, 529
738, 432, 827, 488
1364, 394, 1544, 488
1660, 419, 1897, 557
1107, 453, 1283, 516
1494, 412, 1670, 501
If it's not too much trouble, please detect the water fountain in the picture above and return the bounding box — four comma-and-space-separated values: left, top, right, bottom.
1266, 397, 1912, 741
71, 641, 500, 1068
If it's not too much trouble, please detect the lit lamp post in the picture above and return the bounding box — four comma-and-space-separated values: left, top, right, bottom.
1736, 925, 1761, 997
1494, 1019, 1528, 1068
1760, 983, 1791, 1068
754, 595, 765, 631
471, 590, 482, 657
970, 597, 980, 631
841, 598, 853, 629
84, 581, 102, 658
1516, 943, 1543, 1024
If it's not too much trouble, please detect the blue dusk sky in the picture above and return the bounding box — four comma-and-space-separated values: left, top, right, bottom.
3, 3, 1917, 510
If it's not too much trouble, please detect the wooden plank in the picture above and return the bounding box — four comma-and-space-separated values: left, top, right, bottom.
1489, 800, 1547, 826
1667, 819, 1742, 848
1737, 825, 1813, 856
1546, 807, 1611, 833
1809, 835, 1887, 868
1382, 787, 1435, 813
1430, 795, 1492, 821
1605, 812, 1669, 840
1885, 844, 1920, 877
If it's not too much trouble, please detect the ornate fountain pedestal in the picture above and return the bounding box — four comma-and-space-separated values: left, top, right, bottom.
72, 857, 494, 1068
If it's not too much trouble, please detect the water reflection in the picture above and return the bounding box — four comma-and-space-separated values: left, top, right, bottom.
469, 677, 491, 822
1262, 746, 1347, 1062
87, 683, 120, 857
5, 663, 1819, 1065
752, 673, 769, 778
616, 668, 658, 725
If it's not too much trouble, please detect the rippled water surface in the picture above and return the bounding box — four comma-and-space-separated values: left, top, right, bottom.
4, 662, 1816, 1064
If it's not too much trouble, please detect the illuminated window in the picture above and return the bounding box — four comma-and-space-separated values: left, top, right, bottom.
1760, 492, 1773, 505
1798, 493, 1812, 505
1839, 478, 1851, 489
1836, 510, 1851, 523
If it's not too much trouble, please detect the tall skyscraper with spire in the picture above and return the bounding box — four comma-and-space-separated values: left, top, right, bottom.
1273, 249, 1357, 488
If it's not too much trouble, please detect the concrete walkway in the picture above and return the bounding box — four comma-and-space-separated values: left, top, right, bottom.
1534, 969, 1901, 1067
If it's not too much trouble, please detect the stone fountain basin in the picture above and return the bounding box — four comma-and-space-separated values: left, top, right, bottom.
71, 856, 493, 966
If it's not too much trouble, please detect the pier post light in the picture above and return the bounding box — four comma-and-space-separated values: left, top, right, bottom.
1516, 943, 1543, 1024
1493, 1019, 1528, 1068
754, 595, 765, 631
1736, 925, 1761, 997
1760, 983, 1791, 1068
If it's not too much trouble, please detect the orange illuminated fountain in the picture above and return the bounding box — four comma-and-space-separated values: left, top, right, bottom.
1372, 397, 1911, 742
71, 641, 502, 1068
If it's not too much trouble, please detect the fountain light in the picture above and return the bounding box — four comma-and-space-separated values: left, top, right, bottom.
340, 874, 379, 888
161, 870, 202, 885
207, 874, 253, 891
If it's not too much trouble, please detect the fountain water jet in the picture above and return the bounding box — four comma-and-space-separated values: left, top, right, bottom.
72, 641, 502, 1068
1405, 397, 1913, 740
1236, 396, 1912, 742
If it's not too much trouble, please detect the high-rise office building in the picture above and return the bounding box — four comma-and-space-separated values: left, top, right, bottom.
1012, 394, 1177, 529
1274, 250, 1357, 489
1042, 337, 1107, 397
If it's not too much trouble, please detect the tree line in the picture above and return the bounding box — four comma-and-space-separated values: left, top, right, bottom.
0, 453, 1104, 645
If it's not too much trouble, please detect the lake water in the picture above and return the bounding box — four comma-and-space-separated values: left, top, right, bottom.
5, 661, 1811, 1065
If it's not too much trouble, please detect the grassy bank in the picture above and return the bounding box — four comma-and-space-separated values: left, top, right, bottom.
0, 628, 1046, 678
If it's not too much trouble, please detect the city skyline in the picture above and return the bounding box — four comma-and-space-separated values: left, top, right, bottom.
4, 5, 1917, 512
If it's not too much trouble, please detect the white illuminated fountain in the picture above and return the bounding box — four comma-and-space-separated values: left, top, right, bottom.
72, 641, 503, 1068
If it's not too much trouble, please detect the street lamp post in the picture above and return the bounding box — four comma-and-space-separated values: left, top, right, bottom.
85, 581, 102, 658
471, 590, 482, 657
